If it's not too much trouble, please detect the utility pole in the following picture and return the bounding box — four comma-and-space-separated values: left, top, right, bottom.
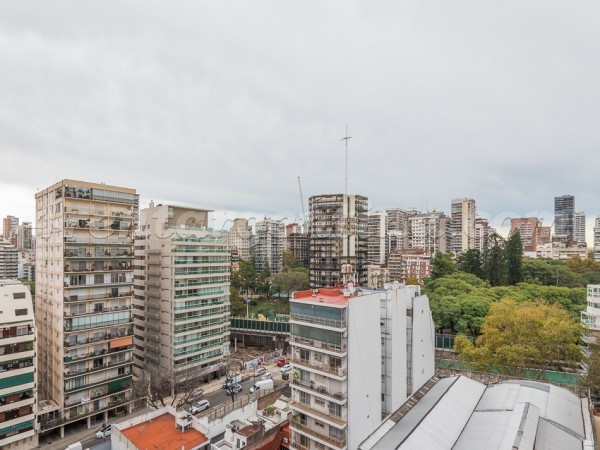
341, 125, 351, 195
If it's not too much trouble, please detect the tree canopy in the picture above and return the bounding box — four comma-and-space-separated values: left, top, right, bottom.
454, 299, 583, 376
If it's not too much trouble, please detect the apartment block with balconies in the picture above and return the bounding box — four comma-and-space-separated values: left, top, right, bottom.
133, 204, 230, 384
0, 281, 37, 449
35, 180, 138, 437
289, 285, 380, 450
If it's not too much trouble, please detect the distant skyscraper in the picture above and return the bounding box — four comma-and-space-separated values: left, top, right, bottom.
594, 217, 600, 262
309, 194, 368, 287
255, 218, 284, 274
407, 210, 449, 255
554, 195, 575, 241
450, 198, 476, 254
0, 240, 18, 279
2, 215, 18, 240
227, 218, 252, 261
474, 217, 493, 253
574, 211, 587, 247
17, 221, 33, 250
511, 217, 539, 253
367, 211, 387, 264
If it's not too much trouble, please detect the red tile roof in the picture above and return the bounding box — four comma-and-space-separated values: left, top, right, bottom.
121, 413, 208, 450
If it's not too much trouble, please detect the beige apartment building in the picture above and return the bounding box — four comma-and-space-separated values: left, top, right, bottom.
132, 204, 231, 384
35, 180, 138, 436
450, 198, 476, 254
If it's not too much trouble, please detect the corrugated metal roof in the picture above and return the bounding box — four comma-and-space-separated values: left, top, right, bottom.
535, 418, 583, 450
369, 376, 485, 450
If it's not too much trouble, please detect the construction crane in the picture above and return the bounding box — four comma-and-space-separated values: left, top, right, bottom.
297, 176, 307, 233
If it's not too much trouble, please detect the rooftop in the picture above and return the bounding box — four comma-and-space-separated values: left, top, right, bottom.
121, 413, 209, 450
291, 287, 355, 306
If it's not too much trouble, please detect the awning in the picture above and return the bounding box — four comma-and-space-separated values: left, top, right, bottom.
109, 336, 133, 349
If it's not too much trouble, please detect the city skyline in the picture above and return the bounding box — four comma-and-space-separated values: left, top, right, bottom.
2, 2, 600, 238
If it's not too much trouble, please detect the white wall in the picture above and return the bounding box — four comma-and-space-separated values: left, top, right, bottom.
410, 294, 435, 394
347, 292, 382, 450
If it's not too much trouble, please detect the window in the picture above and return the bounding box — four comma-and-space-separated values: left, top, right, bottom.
12, 293, 26, 300
315, 398, 325, 407
15, 309, 27, 316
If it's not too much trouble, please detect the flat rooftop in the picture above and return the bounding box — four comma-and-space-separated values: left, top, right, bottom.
121, 413, 208, 450
291, 288, 354, 306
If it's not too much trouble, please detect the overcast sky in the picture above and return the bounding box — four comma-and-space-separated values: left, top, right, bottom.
1, 1, 599, 238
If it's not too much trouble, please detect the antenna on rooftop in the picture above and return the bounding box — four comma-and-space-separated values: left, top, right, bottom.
341, 125, 351, 195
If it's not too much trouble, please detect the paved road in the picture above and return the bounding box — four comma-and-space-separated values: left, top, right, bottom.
184, 366, 288, 414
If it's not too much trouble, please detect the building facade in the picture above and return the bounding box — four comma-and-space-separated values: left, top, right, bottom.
594, 217, 600, 263
2, 216, 18, 241
554, 195, 575, 241
407, 210, 449, 255
450, 198, 476, 254
0, 281, 37, 449
16, 223, 33, 251
133, 204, 230, 383
35, 180, 138, 436
511, 217, 539, 253
388, 248, 431, 284
255, 218, 284, 274
288, 282, 435, 450
227, 218, 253, 261
288, 232, 310, 268
474, 217, 492, 253
366, 211, 386, 265
0, 241, 18, 279
574, 211, 586, 247
308, 194, 368, 288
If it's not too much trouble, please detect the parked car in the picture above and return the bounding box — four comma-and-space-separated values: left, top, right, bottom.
225, 383, 243, 395
250, 379, 274, 393
186, 388, 204, 404
260, 373, 273, 381
280, 364, 292, 373
95, 425, 111, 439
281, 371, 290, 381
191, 399, 211, 414
276, 357, 288, 367
254, 366, 266, 377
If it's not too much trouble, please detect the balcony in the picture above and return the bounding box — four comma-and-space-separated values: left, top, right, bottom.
65, 305, 131, 317
290, 313, 346, 329
291, 337, 347, 355
64, 358, 133, 378
145, 291, 161, 298
146, 249, 162, 255
291, 417, 347, 449
292, 358, 347, 378
145, 280, 161, 287
291, 402, 346, 427
292, 379, 347, 403
64, 291, 133, 303
64, 372, 132, 394
145, 270, 161, 276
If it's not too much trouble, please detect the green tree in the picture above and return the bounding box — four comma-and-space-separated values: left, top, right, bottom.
234, 260, 257, 295
456, 249, 483, 279
256, 267, 271, 296
454, 299, 583, 376
483, 233, 505, 286
582, 343, 600, 403
430, 252, 456, 280
505, 229, 523, 285
230, 286, 246, 316
282, 250, 304, 269
271, 270, 309, 299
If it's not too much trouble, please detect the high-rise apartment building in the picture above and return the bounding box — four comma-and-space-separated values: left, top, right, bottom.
594, 217, 600, 263
536, 226, 552, 246
288, 232, 310, 268
17, 222, 33, 251
308, 194, 368, 288
388, 248, 431, 284
574, 211, 586, 247
510, 217, 539, 253
366, 211, 386, 265
0, 241, 18, 279
227, 218, 253, 261
0, 280, 37, 449
474, 217, 493, 253
35, 180, 138, 436
2, 216, 18, 241
554, 195, 575, 241
385, 208, 417, 258
288, 283, 435, 450
450, 198, 476, 254
407, 210, 449, 255
255, 218, 284, 274
132, 204, 230, 383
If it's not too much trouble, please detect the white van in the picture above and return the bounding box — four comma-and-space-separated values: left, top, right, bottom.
249, 379, 274, 393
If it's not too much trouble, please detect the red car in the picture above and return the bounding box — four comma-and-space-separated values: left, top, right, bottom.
276, 358, 287, 367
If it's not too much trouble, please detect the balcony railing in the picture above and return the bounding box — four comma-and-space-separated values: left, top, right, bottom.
290, 313, 346, 329
64, 292, 133, 303
65, 305, 131, 317
291, 337, 346, 354
292, 358, 347, 377
64, 372, 132, 394
64, 358, 133, 378
292, 379, 347, 402
291, 417, 347, 449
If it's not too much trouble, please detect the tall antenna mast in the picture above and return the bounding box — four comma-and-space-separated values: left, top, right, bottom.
341, 125, 352, 195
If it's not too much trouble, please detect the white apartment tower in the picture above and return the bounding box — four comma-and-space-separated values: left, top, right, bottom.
17, 223, 33, 251
288, 283, 435, 450
594, 217, 600, 263
0, 281, 37, 449
227, 218, 253, 261
0, 241, 18, 279
133, 204, 230, 382
407, 211, 449, 255
255, 218, 285, 274
35, 180, 138, 436
450, 198, 476, 254
367, 211, 387, 265
574, 211, 587, 247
